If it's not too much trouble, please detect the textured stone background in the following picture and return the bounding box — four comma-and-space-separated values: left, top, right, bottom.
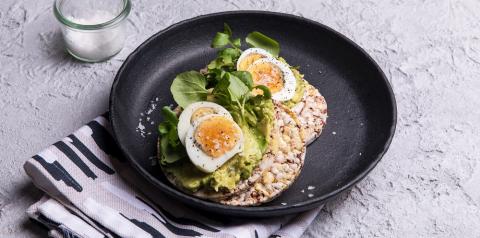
1, 0, 480, 237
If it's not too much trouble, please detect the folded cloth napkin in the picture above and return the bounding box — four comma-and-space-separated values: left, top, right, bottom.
24, 114, 322, 238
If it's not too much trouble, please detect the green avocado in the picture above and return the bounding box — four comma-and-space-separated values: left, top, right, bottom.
283, 68, 306, 108
275, 57, 306, 108
163, 101, 274, 192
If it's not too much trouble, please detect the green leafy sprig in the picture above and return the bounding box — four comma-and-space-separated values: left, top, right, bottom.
158, 106, 186, 165
211, 23, 242, 49
160, 23, 280, 166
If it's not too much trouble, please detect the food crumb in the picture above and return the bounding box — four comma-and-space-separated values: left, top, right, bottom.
359, 152, 362, 156
136, 97, 162, 137
307, 186, 315, 190
308, 194, 314, 198
332, 131, 337, 135
281, 202, 287, 205
146, 104, 156, 115
136, 122, 146, 137
301, 189, 305, 193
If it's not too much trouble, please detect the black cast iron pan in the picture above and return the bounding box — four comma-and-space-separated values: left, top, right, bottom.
110, 11, 396, 217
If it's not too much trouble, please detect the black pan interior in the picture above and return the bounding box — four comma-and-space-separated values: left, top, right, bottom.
110, 11, 396, 217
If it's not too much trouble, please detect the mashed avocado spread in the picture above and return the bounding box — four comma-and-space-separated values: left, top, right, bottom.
163, 101, 274, 192
275, 57, 306, 108
283, 68, 306, 108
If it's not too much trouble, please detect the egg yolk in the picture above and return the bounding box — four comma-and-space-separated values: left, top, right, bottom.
190, 107, 216, 123
194, 116, 240, 158
238, 53, 265, 71
247, 62, 284, 93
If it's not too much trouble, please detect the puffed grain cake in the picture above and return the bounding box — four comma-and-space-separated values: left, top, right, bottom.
291, 80, 328, 145
218, 103, 306, 206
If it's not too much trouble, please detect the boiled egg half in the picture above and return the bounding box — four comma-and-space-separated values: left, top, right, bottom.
236, 48, 273, 71
246, 58, 297, 101
237, 48, 297, 101
185, 114, 244, 173
177, 102, 232, 146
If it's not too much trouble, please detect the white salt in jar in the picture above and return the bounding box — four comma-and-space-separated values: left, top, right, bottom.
54, 0, 131, 62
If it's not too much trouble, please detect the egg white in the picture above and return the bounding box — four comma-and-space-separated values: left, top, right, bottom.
247, 58, 297, 102
177, 102, 232, 146
185, 114, 244, 173
236, 48, 274, 71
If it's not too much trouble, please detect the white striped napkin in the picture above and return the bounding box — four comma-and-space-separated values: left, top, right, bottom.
24, 114, 322, 238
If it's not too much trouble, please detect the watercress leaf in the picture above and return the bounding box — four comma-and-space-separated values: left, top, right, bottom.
212, 32, 230, 48
253, 85, 272, 99
232, 38, 241, 48
207, 59, 219, 70
161, 106, 178, 125
220, 47, 241, 58
207, 48, 241, 74
212, 75, 231, 103
170, 71, 208, 108
231, 71, 253, 89
221, 54, 233, 65
225, 73, 249, 102
167, 128, 180, 147
223, 23, 232, 36
158, 123, 169, 135
245, 31, 280, 57
205, 68, 223, 86
159, 137, 186, 165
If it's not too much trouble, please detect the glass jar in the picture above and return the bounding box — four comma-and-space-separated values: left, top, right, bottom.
53, 0, 131, 62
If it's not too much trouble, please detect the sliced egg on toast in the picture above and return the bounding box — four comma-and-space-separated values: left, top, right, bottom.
236, 48, 273, 71
177, 102, 232, 145
185, 114, 244, 173
246, 58, 297, 101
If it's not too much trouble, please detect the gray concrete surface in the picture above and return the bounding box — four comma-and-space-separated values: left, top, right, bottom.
1, 0, 480, 237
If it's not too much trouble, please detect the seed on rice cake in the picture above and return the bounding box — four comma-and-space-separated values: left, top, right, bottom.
217, 103, 306, 206
291, 80, 328, 145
